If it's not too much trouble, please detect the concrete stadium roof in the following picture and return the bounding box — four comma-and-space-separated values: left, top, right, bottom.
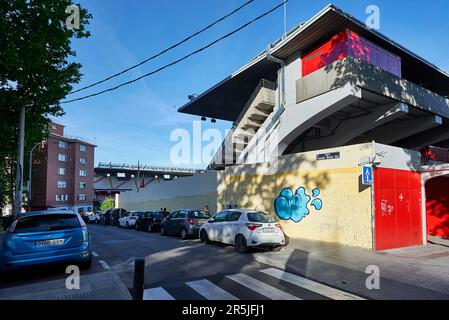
178, 4, 449, 122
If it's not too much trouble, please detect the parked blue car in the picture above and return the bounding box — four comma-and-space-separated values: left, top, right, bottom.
0, 210, 92, 271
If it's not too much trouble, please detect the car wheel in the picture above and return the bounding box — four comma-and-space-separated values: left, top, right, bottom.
135, 223, 139, 231
180, 228, 188, 240
126, 222, 129, 229
79, 257, 92, 270
235, 235, 248, 253
271, 246, 282, 252
200, 230, 210, 244
160, 226, 167, 236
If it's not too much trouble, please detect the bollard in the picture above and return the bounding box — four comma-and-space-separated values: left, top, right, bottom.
133, 258, 145, 300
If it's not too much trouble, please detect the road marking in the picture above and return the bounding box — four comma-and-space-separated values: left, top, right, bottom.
186, 279, 238, 300
260, 268, 365, 300
125, 257, 136, 265
99, 260, 111, 270
92, 251, 99, 257
143, 287, 175, 300
226, 273, 301, 300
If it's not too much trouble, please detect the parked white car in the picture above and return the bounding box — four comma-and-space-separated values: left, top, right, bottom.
87, 212, 100, 224
119, 211, 144, 228
199, 209, 286, 253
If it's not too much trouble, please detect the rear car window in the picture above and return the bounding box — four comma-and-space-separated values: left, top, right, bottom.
190, 210, 209, 219
14, 214, 81, 233
135, 212, 144, 217
247, 212, 276, 223
153, 212, 165, 218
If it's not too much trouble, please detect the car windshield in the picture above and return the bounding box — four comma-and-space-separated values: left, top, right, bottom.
247, 212, 276, 223
14, 214, 81, 233
190, 210, 210, 219
135, 212, 144, 217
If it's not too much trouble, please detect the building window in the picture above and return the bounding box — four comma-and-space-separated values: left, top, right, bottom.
57, 181, 67, 188
79, 170, 87, 177
56, 194, 69, 202
78, 194, 86, 201
79, 182, 86, 189
58, 154, 66, 162
51, 123, 57, 130
80, 157, 87, 164
58, 168, 66, 175
80, 144, 87, 152
59, 140, 67, 149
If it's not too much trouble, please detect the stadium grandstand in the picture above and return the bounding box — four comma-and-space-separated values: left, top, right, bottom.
94, 162, 204, 206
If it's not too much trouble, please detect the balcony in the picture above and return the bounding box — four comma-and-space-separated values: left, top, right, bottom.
296, 57, 449, 119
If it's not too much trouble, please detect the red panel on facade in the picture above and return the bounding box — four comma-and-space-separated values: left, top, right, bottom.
302, 29, 402, 77
374, 168, 423, 251
426, 176, 449, 238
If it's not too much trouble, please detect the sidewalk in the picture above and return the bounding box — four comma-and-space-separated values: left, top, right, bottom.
253, 237, 449, 300
0, 271, 132, 300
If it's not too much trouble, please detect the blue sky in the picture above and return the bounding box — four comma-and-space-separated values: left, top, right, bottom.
58, 0, 449, 168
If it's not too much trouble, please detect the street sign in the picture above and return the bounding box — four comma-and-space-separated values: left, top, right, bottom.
362, 166, 373, 186
316, 152, 340, 161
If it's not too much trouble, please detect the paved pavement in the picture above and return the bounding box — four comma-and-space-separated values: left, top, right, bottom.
0, 270, 131, 300
1, 224, 449, 300
253, 237, 449, 300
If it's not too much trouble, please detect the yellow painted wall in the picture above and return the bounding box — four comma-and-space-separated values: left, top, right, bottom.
218, 143, 374, 249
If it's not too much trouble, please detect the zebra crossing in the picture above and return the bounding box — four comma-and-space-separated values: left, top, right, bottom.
143, 267, 365, 300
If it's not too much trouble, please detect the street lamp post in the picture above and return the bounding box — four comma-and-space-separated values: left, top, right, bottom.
27, 142, 41, 210
14, 106, 26, 218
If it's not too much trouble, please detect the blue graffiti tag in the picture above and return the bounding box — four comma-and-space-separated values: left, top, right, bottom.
274, 187, 323, 223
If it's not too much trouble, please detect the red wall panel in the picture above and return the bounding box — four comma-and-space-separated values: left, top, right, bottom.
426, 176, 449, 238
302, 29, 402, 77
374, 168, 423, 251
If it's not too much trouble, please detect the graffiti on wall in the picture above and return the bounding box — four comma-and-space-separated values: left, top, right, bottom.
274, 187, 323, 223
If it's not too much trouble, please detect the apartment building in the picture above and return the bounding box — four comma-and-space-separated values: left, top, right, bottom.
30, 122, 96, 213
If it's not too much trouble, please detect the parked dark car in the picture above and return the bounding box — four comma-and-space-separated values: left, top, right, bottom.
109, 208, 128, 227
160, 209, 210, 239
135, 211, 169, 232
100, 209, 112, 225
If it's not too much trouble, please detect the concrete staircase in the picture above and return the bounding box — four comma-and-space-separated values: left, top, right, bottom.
208, 79, 276, 170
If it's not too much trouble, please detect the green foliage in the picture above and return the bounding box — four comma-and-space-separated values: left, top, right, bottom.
0, 1, 92, 210
100, 197, 115, 211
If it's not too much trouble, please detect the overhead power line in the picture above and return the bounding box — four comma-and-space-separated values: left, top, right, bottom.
61, 0, 288, 105
69, 0, 256, 95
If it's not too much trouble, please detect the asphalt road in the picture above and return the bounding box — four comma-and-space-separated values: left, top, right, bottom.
0, 224, 274, 291
0, 224, 366, 300
3, 224, 449, 300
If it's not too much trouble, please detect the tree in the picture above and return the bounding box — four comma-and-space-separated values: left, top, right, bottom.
100, 197, 115, 211
0, 1, 92, 211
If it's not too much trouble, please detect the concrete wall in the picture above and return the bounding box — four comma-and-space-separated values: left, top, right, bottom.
374, 143, 422, 171
218, 143, 375, 249
119, 171, 218, 213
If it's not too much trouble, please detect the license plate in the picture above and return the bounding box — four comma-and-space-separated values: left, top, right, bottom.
36, 239, 65, 247
261, 227, 276, 233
